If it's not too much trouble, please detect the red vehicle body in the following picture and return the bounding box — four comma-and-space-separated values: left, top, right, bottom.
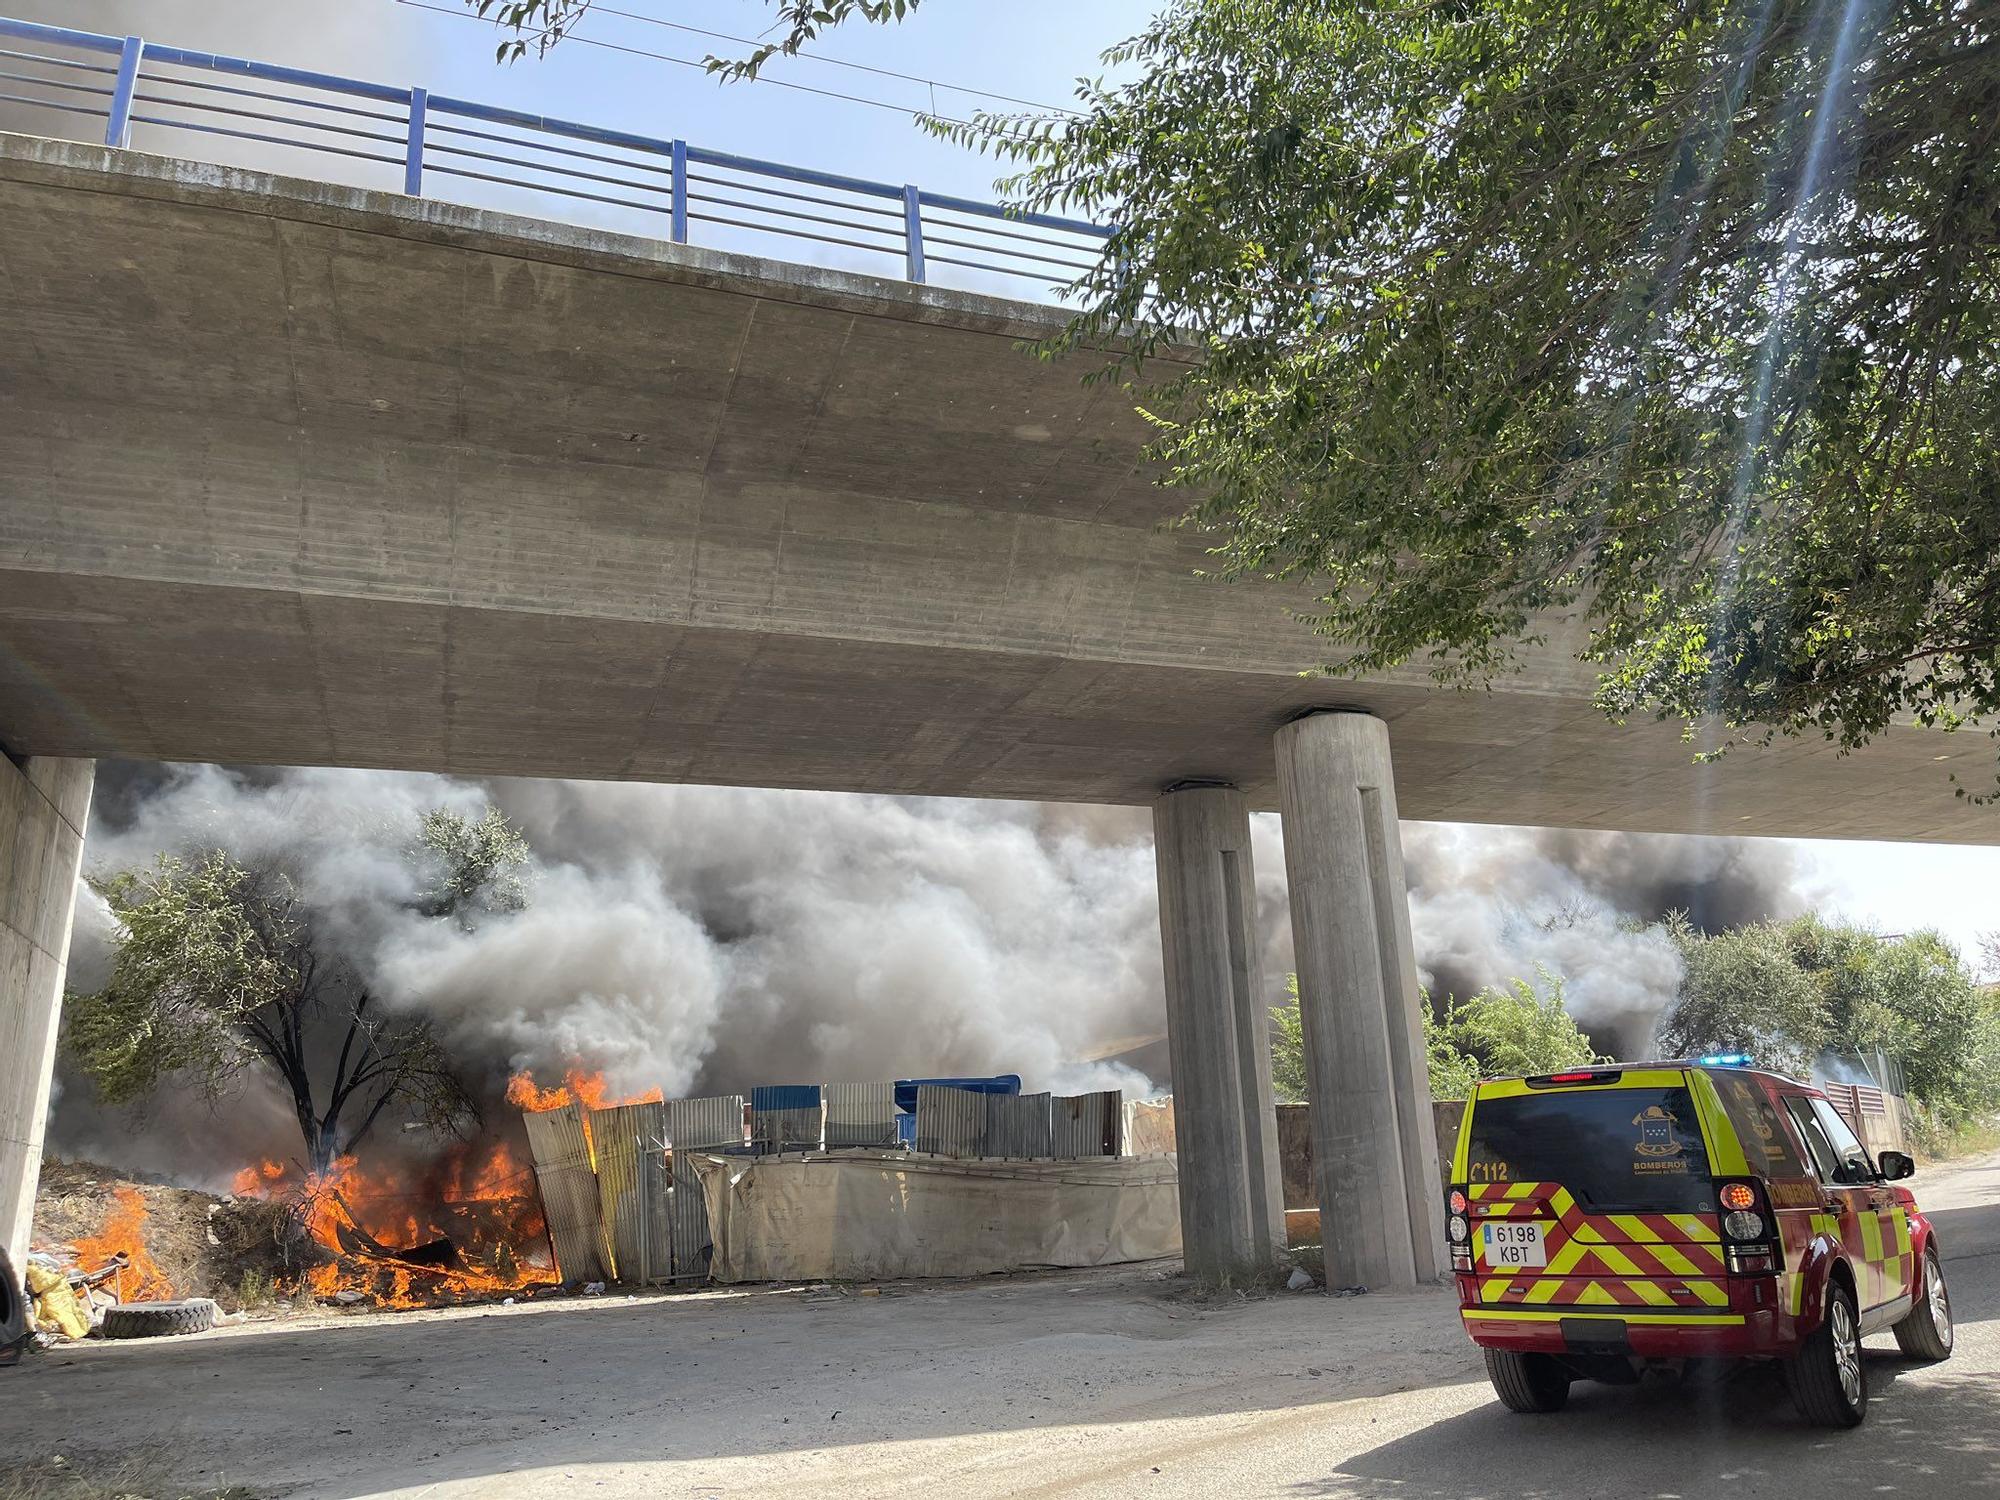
1448, 1062, 1953, 1426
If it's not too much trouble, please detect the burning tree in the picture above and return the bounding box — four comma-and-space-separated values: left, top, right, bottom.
66, 809, 529, 1176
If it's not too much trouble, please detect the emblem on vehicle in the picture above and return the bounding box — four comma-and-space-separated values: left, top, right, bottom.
1633, 1104, 1684, 1158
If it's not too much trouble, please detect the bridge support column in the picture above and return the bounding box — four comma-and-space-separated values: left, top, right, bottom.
1, 755, 93, 1270
1152, 783, 1285, 1284
1274, 711, 1443, 1291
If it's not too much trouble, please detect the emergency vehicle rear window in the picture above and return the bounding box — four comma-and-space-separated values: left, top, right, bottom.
1707, 1070, 1810, 1177
1465, 1086, 1716, 1213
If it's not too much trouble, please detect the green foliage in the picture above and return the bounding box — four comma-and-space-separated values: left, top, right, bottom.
1269, 973, 1308, 1103
414, 806, 531, 925
1657, 914, 1832, 1081
912, 0, 2000, 795
1424, 974, 1606, 1099
1660, 914, 2000, 1125
64, 811, 513, 1173
64, 854, 299, 1105
1271, 968, 1601, 1103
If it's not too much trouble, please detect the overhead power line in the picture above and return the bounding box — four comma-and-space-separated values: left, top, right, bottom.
394, 0, 1077, 126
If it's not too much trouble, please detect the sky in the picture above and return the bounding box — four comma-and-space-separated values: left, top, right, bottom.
14, 0, 2000, 969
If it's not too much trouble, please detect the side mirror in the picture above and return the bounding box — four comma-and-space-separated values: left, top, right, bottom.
1878, 1150, 1915, 1181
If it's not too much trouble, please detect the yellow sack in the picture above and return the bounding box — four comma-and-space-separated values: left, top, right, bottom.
24, 1264, 92, 1341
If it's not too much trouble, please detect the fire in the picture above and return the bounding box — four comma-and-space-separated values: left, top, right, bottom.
506, 1068, 662, 1113
68, 1186, 175, 1301
233, 1139, 553, 1311
230, 1158, 287, 1196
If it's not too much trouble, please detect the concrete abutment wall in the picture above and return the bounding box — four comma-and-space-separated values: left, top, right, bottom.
1, 754, 92, 1269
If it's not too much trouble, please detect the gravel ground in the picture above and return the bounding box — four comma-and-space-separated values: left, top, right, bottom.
3, 1151, 1995, 1499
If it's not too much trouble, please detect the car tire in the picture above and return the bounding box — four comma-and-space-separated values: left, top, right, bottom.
0, 1247, 26, 1368
100, 1298, 220, 1340
1787, 1280, 1866, 1428
1892, 1246, 1953, 1362
1484, 1347, 1570, 1413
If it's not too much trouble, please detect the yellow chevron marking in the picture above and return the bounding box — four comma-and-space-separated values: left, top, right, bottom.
1524, 1278, 1563, 1305
1546, 1237, 1590, 1277
1859, 1211, 1884, 1262
1482, 1277, 1514, 1303
1649, 1242, 1700, 1277
1688, 1280, 1729, 1307
1610, 1214, 1659, 1242
1595, 1244, 1643, 1277
1893, 1209, 1911, 1256
1551, 1188, 1577, 1218
1577, 1281, 1618, 1306
1506, 1181, 1538, 1200
1627, 1280, 1675, 1307
1668, 1214, 1720, 1243
1571, 1222, 1606, 1243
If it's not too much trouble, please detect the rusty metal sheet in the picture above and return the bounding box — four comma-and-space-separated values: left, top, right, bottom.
984, 1091, 1053, 1158
1051, 1090, 1122, 1159
589, 1101, 670, 1284
521, 1101, 608, 1285
824, 1082, 898, 1149
915, 1084, 987, 1158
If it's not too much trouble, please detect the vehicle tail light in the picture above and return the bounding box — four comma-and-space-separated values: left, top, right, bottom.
1447, 1184, 1474, 1272
1714, 1177, 1783, 1275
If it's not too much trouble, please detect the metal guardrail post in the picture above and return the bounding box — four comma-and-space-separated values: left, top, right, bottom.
403, 87, 428, 197
902, 184, 925, 284
104, 34, 142, 149
670, 139, 688, 244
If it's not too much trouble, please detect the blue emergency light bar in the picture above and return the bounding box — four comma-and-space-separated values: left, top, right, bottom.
1698, 1052, 1755, 1067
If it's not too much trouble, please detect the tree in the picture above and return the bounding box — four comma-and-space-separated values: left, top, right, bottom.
1271, 969, 1601, 1102
480, 0, 2000, 796
65, 809, 532, 1175
1657, 914, 1832, 1080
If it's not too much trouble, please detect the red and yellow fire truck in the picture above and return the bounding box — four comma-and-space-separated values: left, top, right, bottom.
1447, 1059, 1953, 1427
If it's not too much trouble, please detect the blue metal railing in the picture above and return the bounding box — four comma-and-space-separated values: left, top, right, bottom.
0, 14, 1112, 298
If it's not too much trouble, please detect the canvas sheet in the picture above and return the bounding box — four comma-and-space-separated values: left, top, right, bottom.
691, 1150, 1181, 1283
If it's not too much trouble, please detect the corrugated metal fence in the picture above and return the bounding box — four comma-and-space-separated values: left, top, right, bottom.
591, 1102, 671, 1284
665, 1094, 747, 1283
525, 1082, 1132, 1285
521, 1101, 608, 1285
825, 1082, 899, 1149
751, 1084, 824, 1155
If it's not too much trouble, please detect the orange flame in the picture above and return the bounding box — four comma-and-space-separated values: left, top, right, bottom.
68, 1186, 175, 1301
233, 1140, 552, 1311
506, 1068, 662, 1113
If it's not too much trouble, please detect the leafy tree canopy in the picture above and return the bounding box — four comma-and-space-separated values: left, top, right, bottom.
1271, 969, 1601, 1102
66, 808, 533, 1174
1659, 912, 2000, 1125
471, 0, 2000, 794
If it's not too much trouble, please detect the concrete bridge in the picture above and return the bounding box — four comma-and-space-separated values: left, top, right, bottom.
4, 126, 1995, 1291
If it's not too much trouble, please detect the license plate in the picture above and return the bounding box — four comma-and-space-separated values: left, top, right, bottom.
1483, 1221, 1549, 1268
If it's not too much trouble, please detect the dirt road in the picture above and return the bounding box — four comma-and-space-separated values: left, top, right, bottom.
4, 1153, 1995, 1498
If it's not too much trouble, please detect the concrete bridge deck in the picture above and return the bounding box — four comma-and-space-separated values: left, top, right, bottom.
0, 131, 1993, 843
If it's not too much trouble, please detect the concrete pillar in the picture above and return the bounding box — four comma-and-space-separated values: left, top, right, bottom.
1, 755, 93, 1270
1274, 712, 1443, 1290
1152, 783, 1285, 1283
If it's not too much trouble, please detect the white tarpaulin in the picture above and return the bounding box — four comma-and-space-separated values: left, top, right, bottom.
691, 1149, 1181, 1283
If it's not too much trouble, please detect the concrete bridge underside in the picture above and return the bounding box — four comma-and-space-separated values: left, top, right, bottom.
3, 133, 1995, 1290
2, 133, 1994, 839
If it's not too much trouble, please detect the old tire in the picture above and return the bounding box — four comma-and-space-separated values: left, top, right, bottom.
1788, 1281, 1866, 1428
1892, 1246, 1953, 1362
100, 1298, 219, 1340
1484, 1347, 1570, 1413
0, 1247, 26, 1367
